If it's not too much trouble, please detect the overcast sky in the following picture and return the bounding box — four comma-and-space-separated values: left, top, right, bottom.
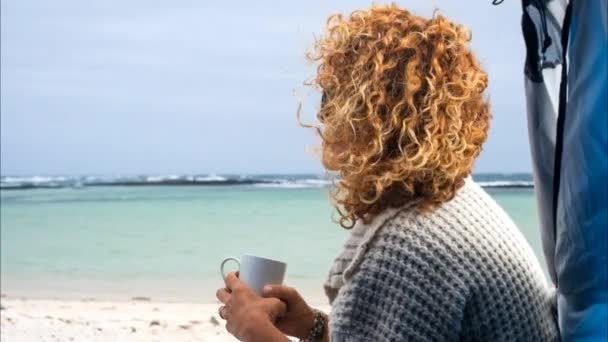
1, 0, 531, 175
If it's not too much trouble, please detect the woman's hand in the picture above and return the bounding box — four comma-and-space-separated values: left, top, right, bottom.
216, 272, 289, 342
263, 285, 316, 340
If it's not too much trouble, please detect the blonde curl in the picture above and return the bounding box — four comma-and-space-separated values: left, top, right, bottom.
306, 4, 490, 228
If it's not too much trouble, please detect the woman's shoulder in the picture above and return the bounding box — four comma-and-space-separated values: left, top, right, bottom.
380, 179, 550, 296
385, 178, 518, 241
329, 178, 546, 294
364, 178, 543, 280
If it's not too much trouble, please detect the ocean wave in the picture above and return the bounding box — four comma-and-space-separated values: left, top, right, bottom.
1, 176, 68, 184
1, 174, 533, 190
253, 183, 315, 189
0, 175, 265, 189
477, 181, 534, 188
193, 175, 228, 182
145, 175, 181, 182
253, 178, 332, 189
253, 177, 332, 189
0, 176, 72, 189
297, 179, 333, 186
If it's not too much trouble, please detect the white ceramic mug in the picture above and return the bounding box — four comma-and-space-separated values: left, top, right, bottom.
220, 254, 287, 295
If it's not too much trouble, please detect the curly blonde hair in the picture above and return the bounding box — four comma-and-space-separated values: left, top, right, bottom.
307, 4, 490, 228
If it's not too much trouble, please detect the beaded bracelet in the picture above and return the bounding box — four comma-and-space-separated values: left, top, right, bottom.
300, 309, 327, 342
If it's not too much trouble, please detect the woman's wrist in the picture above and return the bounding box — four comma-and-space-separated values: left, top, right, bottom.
291, 307, 316, 340
298, 309, 328, 342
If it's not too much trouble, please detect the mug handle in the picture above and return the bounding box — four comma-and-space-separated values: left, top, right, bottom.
220, 257, 240, 279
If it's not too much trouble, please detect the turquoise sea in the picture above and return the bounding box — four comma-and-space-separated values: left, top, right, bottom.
0, 174, 544, 305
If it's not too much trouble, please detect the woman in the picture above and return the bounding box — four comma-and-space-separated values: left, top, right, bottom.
216, 5, 558, 341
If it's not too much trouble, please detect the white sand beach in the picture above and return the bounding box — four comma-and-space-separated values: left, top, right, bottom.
0, 297, 236, 342
0, 296, 330, 341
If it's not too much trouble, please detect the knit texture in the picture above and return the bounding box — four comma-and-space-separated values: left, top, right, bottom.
325, 179, 559, 341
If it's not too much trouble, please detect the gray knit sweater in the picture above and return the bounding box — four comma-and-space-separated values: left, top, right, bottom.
324, 179, 559, 341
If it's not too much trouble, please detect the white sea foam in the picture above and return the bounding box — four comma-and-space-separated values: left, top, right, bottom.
145, 176, 165, 182
253, 183, 312, 189
1, 176, 67, 183
298, 179, 332, 186
477, 181, 534, 187
194, 175, 227, 182
0, 176, 71, 187
0, 174, 533, 189
253, 178, 332, 189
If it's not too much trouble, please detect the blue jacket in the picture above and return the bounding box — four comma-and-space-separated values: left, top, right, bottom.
521, 0, 607, 340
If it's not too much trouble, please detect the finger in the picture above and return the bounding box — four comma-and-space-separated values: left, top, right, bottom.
221, 306, 231, 320
218, 305, 227, 320
263, 285, 301, 302
224, 272, 242, 291
262, 298, 287, 320
216, 288, 231, 304
225, 321, 233, 334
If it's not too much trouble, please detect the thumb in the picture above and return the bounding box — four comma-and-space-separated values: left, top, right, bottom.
263, 285, 301, 303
